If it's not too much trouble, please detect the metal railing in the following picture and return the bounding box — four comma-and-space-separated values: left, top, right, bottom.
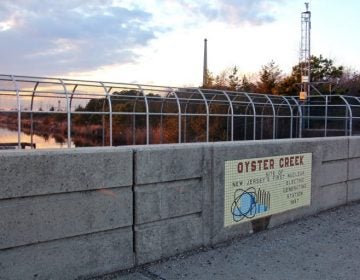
1, 75, 359, 149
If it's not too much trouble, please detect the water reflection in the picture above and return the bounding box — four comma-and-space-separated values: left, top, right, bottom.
0, 127, 74, 149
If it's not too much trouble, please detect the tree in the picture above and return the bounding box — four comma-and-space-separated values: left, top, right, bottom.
237, 75, 256, 92
311, 55, 343, 82
228, 66, 240, 91
276, 75, 299, 96
202, 66, 241, 91
291, 55, 343, 82
257, 61, 282, 94
214, 70, 228, 90
281, 55, 344, 95
336, 70, 360, 96
202, 70, 215, 89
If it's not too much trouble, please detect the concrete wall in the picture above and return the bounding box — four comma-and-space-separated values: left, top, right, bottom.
133, 144, 212, 265
0, 148, 134, 280
1, 137, 360, 279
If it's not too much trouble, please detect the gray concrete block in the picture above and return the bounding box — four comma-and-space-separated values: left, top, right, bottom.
0, 147, 133, 199
134, 144, 205, 185
0, 187, 132, 250
135, 179, 202, 224
306, 149, 326, 190
0, 227, 134, 280
349, 136, 360, 158
314, 182, 347, 211
135, 214, 203, 264
349, 158, 360, 181
347, 179, 360, 202
318, 137, 348, 162
201, 146, 214, 247
317, 160, 348, 187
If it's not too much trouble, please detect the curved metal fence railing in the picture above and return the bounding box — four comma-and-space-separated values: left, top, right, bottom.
0, 74, 359, 149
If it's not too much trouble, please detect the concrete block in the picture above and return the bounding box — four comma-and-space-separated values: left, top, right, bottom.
349, 136, 360, 158
347, 179, 360, 202
317, 160, 348, 187
0, 187, 132, 250
0, 227, 134, 280
318, 137, 348, 162
135, 214, 203, 264
201, 146, 214, 246
134, 144, 205, 185
306, 149, 326, 190
349, 158, 360, 181
0, 148, 133, 199
135, 179, 202, 224
314, 182, 347, 211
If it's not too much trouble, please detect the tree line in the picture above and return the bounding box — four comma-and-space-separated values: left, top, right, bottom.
3, 54, 359, 147
202, 55, 360, 96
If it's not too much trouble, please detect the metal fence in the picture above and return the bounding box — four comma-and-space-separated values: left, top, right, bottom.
0, 74, 359, 149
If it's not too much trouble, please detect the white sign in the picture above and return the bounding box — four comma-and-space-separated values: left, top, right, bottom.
224, 153, 312, 227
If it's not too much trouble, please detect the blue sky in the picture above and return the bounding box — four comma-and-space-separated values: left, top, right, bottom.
0, 0, 359, 86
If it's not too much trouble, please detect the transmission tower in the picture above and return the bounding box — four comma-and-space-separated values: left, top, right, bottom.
300, 2, 311, 100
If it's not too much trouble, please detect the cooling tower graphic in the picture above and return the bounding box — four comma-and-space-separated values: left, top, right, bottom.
231, 187, 271, 222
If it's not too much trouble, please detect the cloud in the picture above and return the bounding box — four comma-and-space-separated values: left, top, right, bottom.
0, 0, 283, 77
0, 0, 157, 76
155, 0, 283, 26
215, 0, 283, 25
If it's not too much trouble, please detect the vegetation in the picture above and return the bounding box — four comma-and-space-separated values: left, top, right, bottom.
1, 54, 359, 147
203, 55, 360, 96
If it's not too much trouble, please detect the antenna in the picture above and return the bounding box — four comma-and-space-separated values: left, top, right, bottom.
299, 2, 311, 100
203, 38, 208, 87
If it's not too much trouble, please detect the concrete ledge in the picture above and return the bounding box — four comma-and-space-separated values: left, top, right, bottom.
319, 137, 348, 162
316, 182, 348, 211
0, 227, 134, 280
349, 158, 360, 181
134, 144, 205, 185
347, 179, 360, 202
317, 160, 348, 187
135, 179, 202, 224
349, 137, 360, 158
0, 187, 132, 250
0, 148, 133, 199
1, 137, 359, 279
135, 214, 203, 264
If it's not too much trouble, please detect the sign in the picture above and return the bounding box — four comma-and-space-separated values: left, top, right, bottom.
301, 75, 309, 83
299, 91, 308, 100
224, 153, 312, 227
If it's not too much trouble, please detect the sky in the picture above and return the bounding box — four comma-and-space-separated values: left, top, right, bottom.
0, 0, 359, 87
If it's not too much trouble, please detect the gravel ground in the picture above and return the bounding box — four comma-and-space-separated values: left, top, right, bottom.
89, 202, 360, 280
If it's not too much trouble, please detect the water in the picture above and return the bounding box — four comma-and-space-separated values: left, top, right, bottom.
0, 127, 74, 149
